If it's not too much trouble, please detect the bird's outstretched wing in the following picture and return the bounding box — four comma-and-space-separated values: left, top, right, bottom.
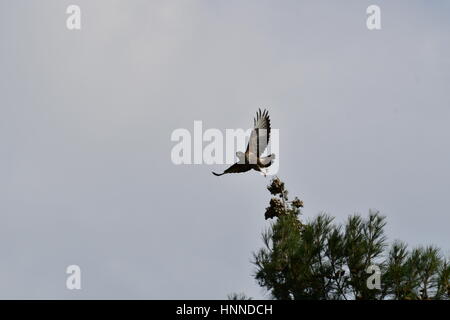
246, 109, 271, 157
212, 163, 252, 176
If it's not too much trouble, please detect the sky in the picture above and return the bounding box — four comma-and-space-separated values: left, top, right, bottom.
0, 0, 449, 299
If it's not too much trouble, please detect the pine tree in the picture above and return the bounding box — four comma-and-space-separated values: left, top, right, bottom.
252, 177, 449, 300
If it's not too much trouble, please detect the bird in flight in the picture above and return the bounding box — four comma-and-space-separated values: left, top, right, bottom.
212, 109, 275, 177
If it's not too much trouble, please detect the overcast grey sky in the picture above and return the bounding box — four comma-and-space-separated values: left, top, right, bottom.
0, 0, 449, 299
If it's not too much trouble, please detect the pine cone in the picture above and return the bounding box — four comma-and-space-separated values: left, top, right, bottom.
291, 197, 304, 208
267, 177, 285, 196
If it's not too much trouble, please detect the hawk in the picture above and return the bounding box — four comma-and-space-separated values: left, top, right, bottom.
212, 109, 276, 176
